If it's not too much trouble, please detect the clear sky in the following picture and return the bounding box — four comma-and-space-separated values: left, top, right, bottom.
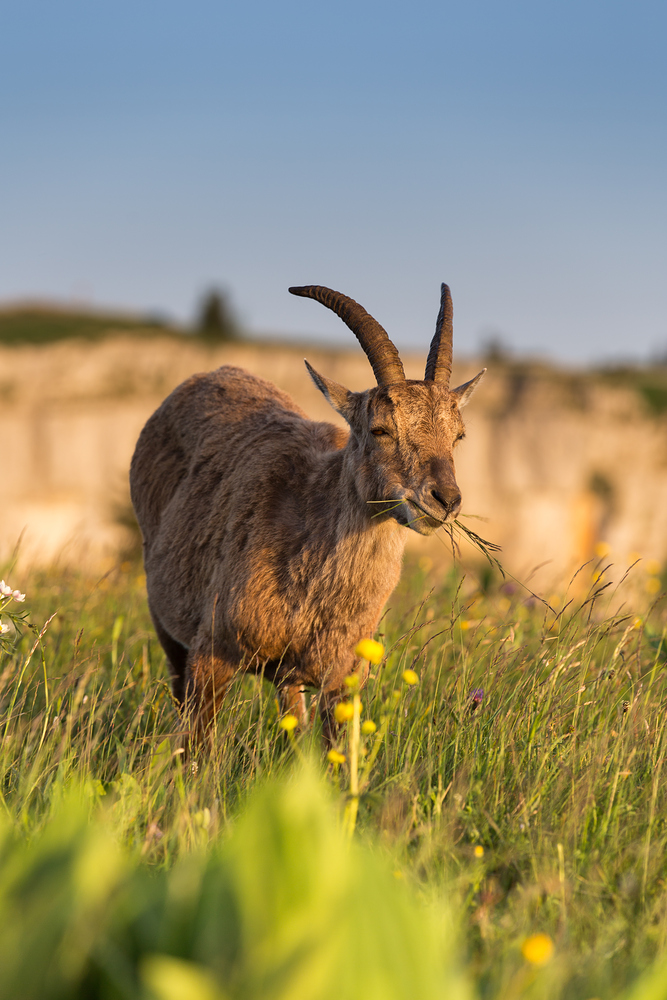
1, 0, 665, 363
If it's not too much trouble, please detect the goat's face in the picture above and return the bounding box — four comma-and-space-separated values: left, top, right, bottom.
306, 364, 484, 535
355, 381, 465, 535
295, 283, 484, 534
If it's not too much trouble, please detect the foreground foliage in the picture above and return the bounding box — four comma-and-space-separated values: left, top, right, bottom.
1, 557, 667, 998
0, 767, 466, 1000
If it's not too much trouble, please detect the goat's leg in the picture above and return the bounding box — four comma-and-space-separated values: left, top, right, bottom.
149, 606, 189, 705
318, 687, 346, 748
184, 639, 236, 744
278, 683, 308, 726
317, 659, 371, 747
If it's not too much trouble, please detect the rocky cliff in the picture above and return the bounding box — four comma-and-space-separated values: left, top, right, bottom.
2, 333, 666, 596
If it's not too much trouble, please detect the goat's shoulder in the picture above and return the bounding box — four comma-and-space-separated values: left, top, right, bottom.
168, 363, 304, 420
133, 365, 303, 459
170, 365, 349, 453
199, 365, 309, 419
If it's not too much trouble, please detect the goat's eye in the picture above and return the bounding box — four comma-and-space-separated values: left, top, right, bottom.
371, 427, 389, 437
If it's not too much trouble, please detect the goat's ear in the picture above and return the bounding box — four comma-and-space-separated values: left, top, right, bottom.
305, 360, 353, 419
452, 368, 486, 409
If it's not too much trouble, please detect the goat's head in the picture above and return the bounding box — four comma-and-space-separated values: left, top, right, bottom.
289, 284, 485, 536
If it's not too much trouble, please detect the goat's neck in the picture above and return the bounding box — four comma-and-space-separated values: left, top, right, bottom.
308, 446, 408, 574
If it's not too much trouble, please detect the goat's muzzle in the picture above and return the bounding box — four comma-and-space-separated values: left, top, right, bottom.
430, 487, 462, 520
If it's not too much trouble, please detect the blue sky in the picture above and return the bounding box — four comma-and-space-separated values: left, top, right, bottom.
1, 0, 665, 362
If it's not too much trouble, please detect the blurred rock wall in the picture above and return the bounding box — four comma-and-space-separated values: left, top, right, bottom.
2, 335, 666, 594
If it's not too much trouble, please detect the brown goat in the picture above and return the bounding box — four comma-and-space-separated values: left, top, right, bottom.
130, 284, 484, 743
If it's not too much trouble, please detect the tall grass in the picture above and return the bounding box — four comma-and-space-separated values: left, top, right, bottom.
1, 556, 666, 998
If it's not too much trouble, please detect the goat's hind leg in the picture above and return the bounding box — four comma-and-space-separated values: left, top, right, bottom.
149, 607, 189, 705
184, 635, 236, 745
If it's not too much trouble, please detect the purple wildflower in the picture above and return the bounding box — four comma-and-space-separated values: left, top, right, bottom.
468, 688, 485, 713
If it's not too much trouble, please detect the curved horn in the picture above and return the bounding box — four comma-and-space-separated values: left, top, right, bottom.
424, 283, 453, 385
289, 285, 405, 386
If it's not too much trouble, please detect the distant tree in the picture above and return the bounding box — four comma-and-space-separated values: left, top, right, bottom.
480, 333, 510, 364
195, 288, 238, 341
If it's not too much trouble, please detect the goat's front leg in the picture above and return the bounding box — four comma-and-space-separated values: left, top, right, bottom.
318, 658, 371, 747
278, 683, 309, 727
318, 686, 347, 748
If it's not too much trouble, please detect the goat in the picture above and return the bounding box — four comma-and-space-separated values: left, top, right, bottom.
129, 284, 485, 743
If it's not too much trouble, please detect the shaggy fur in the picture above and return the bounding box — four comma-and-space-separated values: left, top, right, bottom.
130, 286, 484, 742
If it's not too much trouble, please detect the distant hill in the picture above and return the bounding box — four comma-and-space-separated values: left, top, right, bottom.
0, 301, 241, 346
0, 302, 177, 345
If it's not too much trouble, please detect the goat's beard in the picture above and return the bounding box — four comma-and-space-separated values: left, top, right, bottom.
369, 496, 443, 535
400, 503, 443, 535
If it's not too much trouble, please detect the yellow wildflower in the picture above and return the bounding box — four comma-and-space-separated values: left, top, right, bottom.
361, 719, 377, 735
334, 701, 355, 723
327, 749, 346, 765
474, 845, 484, 858
344, 673, 360, 689
522, 933, 554, 966
402, 669, 419, 686
355, 638, 385, 664
279, 714, 298, 732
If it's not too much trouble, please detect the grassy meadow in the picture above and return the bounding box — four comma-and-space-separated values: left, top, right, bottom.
2, 551, 667, 999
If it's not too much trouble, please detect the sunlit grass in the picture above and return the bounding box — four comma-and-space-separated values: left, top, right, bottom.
1, 556, 666, 998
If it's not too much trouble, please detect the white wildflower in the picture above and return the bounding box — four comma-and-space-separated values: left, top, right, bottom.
0, 581, 25, 601
0, 623, 9, 635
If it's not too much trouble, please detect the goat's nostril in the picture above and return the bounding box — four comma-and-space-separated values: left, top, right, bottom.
432, 489, 461, 512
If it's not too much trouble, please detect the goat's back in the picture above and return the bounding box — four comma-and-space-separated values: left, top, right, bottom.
130, 365, 350, 646
131, 366, 315, 538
